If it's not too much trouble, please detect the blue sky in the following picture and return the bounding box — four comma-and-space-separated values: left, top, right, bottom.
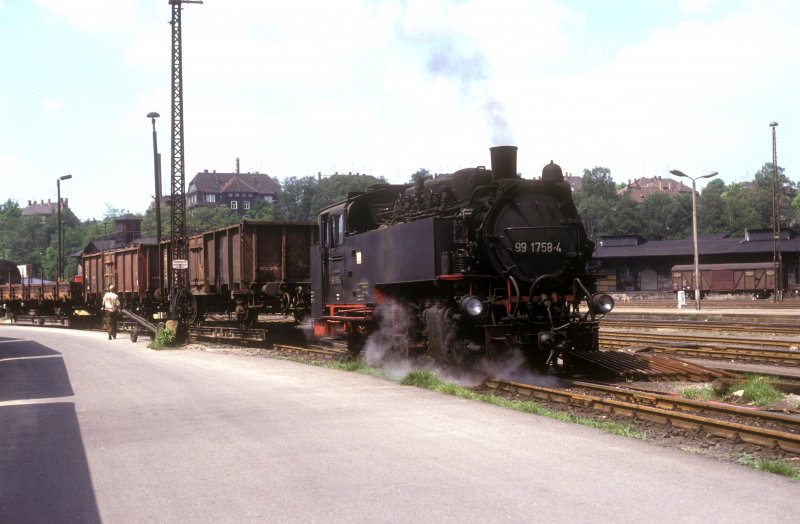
1, 0, 798, 220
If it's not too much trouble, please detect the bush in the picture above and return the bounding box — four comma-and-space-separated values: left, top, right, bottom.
150, 326, 176, 350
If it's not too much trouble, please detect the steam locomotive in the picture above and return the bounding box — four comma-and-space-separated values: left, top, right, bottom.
310, 146, 613, 371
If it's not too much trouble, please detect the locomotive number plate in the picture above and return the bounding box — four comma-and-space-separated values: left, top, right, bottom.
513, 241, 562, 254
505, 227, 578, 256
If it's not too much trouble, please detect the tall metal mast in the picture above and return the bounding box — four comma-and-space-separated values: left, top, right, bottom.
770, 121, 782, 302
169, 0, 202, 319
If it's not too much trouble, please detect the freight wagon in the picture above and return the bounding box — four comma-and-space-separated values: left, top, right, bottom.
671, 262, 776, 297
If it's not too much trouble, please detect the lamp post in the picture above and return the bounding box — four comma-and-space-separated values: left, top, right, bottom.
147, 111, 163, 297
56, 174, 72, 288
670, 169, 718, 310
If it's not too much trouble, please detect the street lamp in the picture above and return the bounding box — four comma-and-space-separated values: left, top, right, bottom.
57, 174, 73, 288
670, 169, 718, 310
147, 112, 163, 296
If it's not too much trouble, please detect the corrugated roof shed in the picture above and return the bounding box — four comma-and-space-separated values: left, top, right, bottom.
597, 229, 800, 258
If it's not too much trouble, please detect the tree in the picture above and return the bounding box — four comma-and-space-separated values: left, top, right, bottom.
0, 199, 22, 261
186, 205, 240, 234
609, 197, 642, 236
573, 167, 620, 240
638, 192, 691, 240
276, 176, 317, 221
751, 163, 797, 229
721, 182, 764, 236
275, 173, 388, 222
244, 198, 276, 221
140, 205, 171, 239
698, 178, 726, 234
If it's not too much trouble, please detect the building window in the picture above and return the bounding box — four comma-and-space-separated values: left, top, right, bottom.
264, 195, 274, 203
231, 201, 238, 210
205, 194, 216, 203
243, 201, 250, 210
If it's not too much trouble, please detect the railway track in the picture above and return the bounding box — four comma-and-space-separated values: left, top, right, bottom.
484, 379, 800, 454
273, 343, 350, 361
603, 318, 800, 336
610, 299, 800, 309
599, 331, 800, 366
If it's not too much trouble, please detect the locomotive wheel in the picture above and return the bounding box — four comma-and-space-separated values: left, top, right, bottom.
346, 331, 365, 356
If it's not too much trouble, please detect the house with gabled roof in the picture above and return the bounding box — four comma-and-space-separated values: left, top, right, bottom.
617, 176, 693, 201
186, 170, 279, 215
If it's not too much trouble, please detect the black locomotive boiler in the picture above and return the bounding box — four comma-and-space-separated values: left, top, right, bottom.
310, 146, 614, 371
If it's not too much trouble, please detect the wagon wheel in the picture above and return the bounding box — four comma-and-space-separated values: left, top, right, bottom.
172, 288, 198, 324
130, 327, 139, 343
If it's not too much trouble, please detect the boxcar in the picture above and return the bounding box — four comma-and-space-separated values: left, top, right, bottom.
671, 262, 776, 295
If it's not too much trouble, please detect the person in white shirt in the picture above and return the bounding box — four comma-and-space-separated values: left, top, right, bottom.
102, 285, 120, 340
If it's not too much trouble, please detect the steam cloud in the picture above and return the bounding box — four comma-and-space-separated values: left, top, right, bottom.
411, 32, 515, 146
361, 299, 564, 388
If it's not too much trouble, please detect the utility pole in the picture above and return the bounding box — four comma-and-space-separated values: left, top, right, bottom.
169, 0, 202, 321
770, 121, 782, 302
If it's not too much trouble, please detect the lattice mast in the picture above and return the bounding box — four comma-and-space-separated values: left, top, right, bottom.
770, 121, 782, 301
169, 0, 202, 317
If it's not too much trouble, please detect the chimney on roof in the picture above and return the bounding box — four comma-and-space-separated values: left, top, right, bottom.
204, 169, 208, 173
318, 172, 322, 181
236, 158, 240, 174
27, 200, 31, 206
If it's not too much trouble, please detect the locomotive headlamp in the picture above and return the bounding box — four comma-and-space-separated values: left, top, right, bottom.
459, 295, 484, 318
590, 294, 615, 314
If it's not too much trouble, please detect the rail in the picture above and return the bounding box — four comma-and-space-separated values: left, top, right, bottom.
484, 379, 800, 454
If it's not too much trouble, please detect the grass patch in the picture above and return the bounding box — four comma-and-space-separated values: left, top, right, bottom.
680, 385, 717, 401
681, 376, 785, 407
729, 375, 783, 406
737, 454, 800, 480
323, 357, 389, 379
400, 370, 644, 439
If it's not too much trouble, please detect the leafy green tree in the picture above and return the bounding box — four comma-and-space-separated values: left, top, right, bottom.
244, 198, 276, 221
698, 178, 726, 234
573, 167, 620, 240
0, 199, 23, 261
186, 204, 240, 234
721, 182, 764, 236
638, 192, 691, 240
276, 176, 317, 221
751, 163, 797, 229
275, 173, 388, 222
140, 205, 171, 239
609, 197, 642, 236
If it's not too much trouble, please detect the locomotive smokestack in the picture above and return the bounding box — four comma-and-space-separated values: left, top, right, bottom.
490, 146, 518, 182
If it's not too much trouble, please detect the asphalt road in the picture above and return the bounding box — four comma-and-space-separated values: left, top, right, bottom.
1, 325, 796, 523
